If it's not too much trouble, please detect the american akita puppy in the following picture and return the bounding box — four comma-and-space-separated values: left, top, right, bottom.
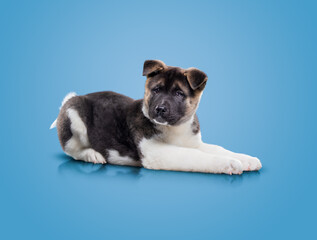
50, 60, 262, 174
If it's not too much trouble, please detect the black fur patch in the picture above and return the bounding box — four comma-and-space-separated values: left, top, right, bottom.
56, 108, 72, 150
192, 114, 200, 135
57, 92, 158, 162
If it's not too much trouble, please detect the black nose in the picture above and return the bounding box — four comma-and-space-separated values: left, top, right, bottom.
155, 105, 167, 115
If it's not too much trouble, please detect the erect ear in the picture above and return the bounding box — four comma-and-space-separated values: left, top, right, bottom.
184, 67, 208, 90
143, 60, 167, 76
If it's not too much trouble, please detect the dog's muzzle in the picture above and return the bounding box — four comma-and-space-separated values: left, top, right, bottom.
154, 104, 169, 123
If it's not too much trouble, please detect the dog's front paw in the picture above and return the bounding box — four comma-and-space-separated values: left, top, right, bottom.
219, 158, 243, 175
237, 154, 262, 171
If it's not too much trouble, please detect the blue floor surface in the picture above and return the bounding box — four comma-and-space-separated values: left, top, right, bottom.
1, 1, 316, 239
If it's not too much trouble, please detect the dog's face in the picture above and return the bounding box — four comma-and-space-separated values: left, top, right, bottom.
142, 60, 208, 126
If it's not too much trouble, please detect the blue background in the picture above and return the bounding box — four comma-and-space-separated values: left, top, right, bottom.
1, 0, 316, 239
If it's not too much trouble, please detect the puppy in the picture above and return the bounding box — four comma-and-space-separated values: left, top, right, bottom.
50, 60, 262, 174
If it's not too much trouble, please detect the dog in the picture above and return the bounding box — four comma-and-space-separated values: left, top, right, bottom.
50, 60, 262, 174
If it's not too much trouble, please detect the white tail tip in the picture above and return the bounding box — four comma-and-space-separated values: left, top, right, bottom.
60, 92, 77, 109
50, 119, 57, 129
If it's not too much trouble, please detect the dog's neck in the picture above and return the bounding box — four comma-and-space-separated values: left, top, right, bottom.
154, 115, 201, 147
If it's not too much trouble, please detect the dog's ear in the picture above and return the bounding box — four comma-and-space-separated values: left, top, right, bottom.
143, 60, 167, 76
184, 67, 208, 90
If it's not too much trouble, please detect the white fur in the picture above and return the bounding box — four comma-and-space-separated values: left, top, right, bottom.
153, 119, 168, 126
139, 115, 261, 174
61, 92, 77, 109
50, 119, 57, 129
64, 108, 106, 164
107, 149, 142, 167
142, 103, 150, 119
155, 116, 201, 148
198, 143, 262, 171
49, 92, 77, 129
139, 137, 243, 174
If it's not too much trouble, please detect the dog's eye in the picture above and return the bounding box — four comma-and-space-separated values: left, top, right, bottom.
152, 87, 161, 94
175, 90, 185, 98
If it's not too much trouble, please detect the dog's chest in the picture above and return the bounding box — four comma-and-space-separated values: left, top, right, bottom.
155, 122, 201, 148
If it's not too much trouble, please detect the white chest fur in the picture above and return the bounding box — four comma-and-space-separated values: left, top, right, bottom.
154, 117, 202, 148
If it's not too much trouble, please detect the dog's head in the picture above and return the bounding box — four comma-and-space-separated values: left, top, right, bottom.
142, 60, 207, 126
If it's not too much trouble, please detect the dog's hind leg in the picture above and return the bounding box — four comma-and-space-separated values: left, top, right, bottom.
57, 103, 106, 164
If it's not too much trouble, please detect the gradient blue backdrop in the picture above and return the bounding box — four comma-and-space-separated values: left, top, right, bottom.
1, 0, 316, 239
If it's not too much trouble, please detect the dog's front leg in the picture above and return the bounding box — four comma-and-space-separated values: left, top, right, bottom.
198, 143, 262, 171
139, 139, 243, 174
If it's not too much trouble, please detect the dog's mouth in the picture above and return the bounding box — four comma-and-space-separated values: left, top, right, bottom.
153, 116, 169, 126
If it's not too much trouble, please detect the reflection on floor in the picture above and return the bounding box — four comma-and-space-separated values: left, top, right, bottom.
56, 152, 262, 186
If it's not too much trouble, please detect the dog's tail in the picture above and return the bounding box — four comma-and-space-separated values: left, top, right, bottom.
49, 92, 77, 129
49, 119, 57, 130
